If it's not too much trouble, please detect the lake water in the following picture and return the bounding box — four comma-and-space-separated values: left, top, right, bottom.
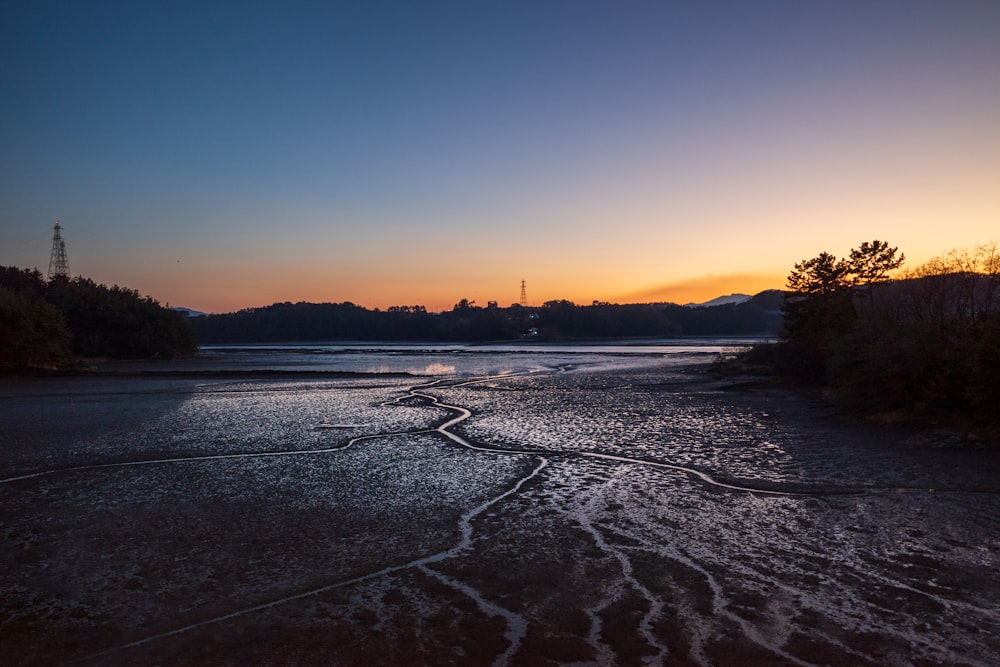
1, 341, 997, 665
192, 338, 765, 375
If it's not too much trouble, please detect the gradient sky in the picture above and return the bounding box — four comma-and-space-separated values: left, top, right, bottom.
2, 1, 998, 313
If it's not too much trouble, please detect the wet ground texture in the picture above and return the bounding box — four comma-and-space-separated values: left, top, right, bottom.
1, 354, 999, 666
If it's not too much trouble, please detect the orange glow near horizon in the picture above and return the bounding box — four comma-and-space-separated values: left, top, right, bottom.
3, 4, 998, 317
87, 231, 993, 315
619, 272, 788, 306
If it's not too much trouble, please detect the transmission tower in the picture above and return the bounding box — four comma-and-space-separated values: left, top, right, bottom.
48, 220, 70, 279
519, 279, 527, 307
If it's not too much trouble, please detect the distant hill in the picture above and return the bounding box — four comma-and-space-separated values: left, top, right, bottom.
190, 291, 785, 344
684, 293, 752, 308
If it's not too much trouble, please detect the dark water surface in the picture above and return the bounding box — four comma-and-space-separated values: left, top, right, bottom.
1, 343, 998, 665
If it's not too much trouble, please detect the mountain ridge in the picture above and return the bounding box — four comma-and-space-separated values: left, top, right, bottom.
684, 293, 752, 308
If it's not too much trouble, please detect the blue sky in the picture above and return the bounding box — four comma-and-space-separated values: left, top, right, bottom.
2, 1, 998, 311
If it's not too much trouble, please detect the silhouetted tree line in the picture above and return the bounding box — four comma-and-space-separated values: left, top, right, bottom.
763, 241, 1000, 433
190, 291, 784, 344
1, 266, 198, 368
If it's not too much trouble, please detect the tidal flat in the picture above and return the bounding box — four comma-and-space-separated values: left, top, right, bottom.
1, 345, 998, 666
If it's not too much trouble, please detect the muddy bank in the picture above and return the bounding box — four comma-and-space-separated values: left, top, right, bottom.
1, 357, 998, 665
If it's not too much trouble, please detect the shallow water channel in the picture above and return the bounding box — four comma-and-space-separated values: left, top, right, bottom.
1, 344, 998, 665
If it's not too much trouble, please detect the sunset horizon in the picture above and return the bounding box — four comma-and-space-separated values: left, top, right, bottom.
3, 2, 997, 315
15, 222, 985, 315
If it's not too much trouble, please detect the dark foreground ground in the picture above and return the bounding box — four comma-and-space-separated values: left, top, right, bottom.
1, 356, 998, 666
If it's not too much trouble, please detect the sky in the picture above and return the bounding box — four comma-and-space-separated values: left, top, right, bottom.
1, 1, 998, 313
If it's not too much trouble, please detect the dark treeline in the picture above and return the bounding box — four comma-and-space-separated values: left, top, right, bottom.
191, 291, 784, 344
1, 266, 198, 369
754, 241, 1000, 435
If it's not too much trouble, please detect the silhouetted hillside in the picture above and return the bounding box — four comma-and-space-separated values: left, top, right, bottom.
190, 291, 784, 344
1, 266, 198, 368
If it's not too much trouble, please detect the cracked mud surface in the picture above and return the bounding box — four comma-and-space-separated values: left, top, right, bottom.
2, 349, 998, 665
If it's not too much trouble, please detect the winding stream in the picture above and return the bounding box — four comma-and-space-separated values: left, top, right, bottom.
1, 351, 998, 666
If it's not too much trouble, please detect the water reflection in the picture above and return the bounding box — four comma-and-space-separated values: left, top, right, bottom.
367, 362, 459, 375
190, 340, 758, 376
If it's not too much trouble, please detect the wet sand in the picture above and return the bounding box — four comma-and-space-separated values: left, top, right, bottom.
1, 356, 998, 666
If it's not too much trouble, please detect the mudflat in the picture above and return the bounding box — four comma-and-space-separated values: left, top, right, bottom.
2, 352, 998, 666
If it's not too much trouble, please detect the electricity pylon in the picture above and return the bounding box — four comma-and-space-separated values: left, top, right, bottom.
48, 221, 70, 278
